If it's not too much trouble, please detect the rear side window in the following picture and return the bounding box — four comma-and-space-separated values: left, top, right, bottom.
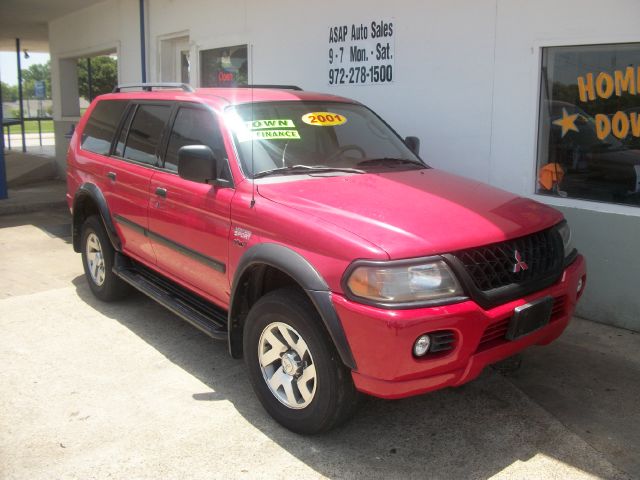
164, 107, 227, 173
123, 104, 172, 166
80, 100, 128, 155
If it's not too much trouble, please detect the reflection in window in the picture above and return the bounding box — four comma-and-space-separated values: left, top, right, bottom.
123, 104, 171, 166
537, 43, 640, 207
164, 107, 230, 180
81, 100, 128, 155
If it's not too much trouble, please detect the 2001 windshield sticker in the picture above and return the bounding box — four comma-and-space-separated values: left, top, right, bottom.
237, 119, 300, 142
301, 112, 347, 126
328, 20, 394, 86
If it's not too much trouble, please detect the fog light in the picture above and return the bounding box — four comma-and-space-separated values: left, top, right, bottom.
577, 277, 583, 293
413, 335, 431, 357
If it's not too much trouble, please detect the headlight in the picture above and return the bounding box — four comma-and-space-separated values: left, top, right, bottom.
345, 259, 464, 305
557, 222, 574, 257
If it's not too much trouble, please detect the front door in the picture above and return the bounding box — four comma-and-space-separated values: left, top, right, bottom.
147, 105, 234, 307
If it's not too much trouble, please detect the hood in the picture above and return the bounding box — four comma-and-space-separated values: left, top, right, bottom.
257, 169, 563, 259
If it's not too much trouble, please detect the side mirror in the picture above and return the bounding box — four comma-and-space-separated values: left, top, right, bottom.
178, 145, 219, 184
405, 136, 420, 156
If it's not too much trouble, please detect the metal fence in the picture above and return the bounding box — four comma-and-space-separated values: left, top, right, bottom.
2, 117, 52, 150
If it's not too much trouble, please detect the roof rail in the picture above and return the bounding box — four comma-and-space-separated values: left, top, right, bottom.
234, 84, 303, 91
112, 82, 195, 93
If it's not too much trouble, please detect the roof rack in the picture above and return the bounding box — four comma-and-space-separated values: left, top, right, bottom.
234, 84, 303, 91
112, 82, 195, 93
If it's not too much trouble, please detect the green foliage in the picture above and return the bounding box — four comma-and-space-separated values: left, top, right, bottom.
21, 61, 51, 99
77, 56, 118, 100
1, 81, 18, 102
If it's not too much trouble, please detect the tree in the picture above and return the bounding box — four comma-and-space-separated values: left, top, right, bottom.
21, 61, 51, 99
77, 56, 118, 100
1, 81, 18, 102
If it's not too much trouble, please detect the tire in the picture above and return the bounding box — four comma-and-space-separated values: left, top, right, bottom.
81, 215, 132, 302
243, 287, 359, 434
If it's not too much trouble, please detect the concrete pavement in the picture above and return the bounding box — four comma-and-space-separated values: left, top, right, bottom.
0, 208, 636, 480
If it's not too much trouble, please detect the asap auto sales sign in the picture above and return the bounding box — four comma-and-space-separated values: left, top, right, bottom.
328, 20, 395, 86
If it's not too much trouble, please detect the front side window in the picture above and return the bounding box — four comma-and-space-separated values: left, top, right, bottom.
227, 101, 424, 178
80, 100, 128, 155
537, 43, 640, 207
123, 104, 172, 166
164, 107, 230, 180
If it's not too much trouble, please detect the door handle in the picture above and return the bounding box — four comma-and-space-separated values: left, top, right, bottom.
107, 171, 116, 181
155, 187, 167, 198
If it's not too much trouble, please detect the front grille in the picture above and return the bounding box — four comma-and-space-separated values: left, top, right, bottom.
476, 295, 567, 352
451, 227, 564, 294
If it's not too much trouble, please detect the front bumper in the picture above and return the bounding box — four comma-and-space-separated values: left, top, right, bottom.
333, 254, 586, 399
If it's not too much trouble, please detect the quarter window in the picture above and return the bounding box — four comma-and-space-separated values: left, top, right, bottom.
80, 100, 128, 155
123, 104, 172, 166
536, 43, 640, 207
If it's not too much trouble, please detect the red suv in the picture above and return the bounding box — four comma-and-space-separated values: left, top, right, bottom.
67, 83, 586, 433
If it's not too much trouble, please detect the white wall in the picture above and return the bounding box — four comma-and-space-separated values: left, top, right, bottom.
490, 0, 640, 205
148, 0, 498, 182
48, 0, 142, 168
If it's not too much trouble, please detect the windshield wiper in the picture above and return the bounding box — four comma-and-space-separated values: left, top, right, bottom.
356, 157, 425, 168
253, 164, 365, 179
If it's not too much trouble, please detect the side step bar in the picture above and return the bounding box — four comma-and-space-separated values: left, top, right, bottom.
113, 254, 228, 341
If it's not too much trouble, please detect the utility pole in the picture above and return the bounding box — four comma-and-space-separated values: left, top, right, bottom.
16, 38, 26, 153
0, 66, 8, 200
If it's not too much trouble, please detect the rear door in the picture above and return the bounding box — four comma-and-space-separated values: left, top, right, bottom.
102, 102, 173, 265
147, 104, 234, 306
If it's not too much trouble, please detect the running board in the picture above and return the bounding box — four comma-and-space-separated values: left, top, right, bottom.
113, 254, 228, 341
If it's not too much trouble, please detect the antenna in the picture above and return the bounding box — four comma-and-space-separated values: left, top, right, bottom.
250, 43, 256, 208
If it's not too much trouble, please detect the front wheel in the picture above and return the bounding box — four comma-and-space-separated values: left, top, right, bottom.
243, 287, 359, 434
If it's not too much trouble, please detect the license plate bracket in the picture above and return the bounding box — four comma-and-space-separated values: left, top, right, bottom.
506, 296, 554, 341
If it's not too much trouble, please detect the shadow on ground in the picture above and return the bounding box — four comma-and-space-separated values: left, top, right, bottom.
72, 275, 627, 479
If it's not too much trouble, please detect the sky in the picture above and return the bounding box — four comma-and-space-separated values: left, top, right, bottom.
0, 52, 50, 85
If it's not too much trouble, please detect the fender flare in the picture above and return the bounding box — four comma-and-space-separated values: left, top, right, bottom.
72, 183, 121, 252
229, 243, 356, 370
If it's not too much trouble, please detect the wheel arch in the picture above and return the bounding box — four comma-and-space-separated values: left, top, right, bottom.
229, 243, 356, 370
72, 183, 121, 253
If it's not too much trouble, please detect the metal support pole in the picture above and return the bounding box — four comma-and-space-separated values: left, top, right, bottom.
0, 69, 7, 199
38, 118, 42, 146
16, 38, 26, 153
139, 0, 147, 82
87, 58, 93, 102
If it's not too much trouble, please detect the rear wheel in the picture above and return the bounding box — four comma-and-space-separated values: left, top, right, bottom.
244, 287, 359, 434
81, 215, 131, 301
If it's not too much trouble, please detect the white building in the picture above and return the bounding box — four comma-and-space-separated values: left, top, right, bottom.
3, 0, 640, 330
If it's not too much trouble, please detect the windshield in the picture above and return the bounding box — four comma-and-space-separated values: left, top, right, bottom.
225, 101, 425, 178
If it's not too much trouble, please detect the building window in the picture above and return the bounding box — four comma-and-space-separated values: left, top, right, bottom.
536, 43, 640, 207
200, 45, 248, 87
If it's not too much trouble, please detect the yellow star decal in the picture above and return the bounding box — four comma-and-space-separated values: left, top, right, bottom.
553, 108, 579, 137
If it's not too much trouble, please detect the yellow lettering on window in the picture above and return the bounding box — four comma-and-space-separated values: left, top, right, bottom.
630, 112, 640, 138
611, 111, 629, 139
595, 72, 614, 99
577, 73, 595, 102
614, 67, 636, 96
595, 114, 611, 140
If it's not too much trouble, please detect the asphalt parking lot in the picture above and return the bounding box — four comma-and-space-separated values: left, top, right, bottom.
1, 207, 638, 480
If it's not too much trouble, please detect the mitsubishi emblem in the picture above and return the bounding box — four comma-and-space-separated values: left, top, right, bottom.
512, 250, 529, 273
